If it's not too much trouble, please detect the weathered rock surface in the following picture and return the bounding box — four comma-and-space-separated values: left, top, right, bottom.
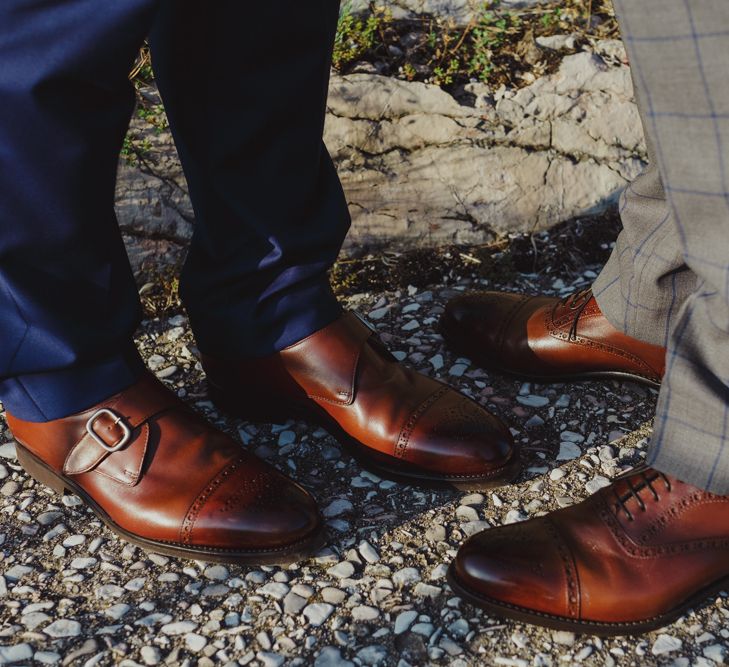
347, 0, 544, 24
115, 40, 644, 273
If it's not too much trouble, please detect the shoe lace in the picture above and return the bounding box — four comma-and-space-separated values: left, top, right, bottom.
556, 288, 594, 341
612, 467, 672, 521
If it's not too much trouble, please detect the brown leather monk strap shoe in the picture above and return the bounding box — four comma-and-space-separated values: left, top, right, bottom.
441, 288, 665, 387
202, 311, 520, 491
448, 466, 729, 636
7, 373, 323, 565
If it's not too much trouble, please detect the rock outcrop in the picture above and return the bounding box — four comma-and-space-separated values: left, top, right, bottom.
115, 40, 645, 272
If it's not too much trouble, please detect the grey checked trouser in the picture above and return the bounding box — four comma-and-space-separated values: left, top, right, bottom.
593, 0, 729, 493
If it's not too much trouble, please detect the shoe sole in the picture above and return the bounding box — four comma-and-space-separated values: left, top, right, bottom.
208, 383, 521, 492
16, 442, 325, 566
447, 563, 729, 636
440, 323, 661, 389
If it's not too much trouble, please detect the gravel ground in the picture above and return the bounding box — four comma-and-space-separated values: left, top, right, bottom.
1, 235, 727, 666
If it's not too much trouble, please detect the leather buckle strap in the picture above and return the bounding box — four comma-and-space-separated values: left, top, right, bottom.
85, 408, 132, 453
352, 310, 378, 333
63, 374, 181, 483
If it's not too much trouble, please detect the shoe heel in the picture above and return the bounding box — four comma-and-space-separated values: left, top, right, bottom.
207, 382, 294, 425
16, 443, 68, 496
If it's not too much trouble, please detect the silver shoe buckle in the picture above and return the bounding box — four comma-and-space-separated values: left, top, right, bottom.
85, 408, 132, 453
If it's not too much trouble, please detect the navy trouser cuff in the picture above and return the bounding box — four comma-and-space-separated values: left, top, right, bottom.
0, 345, 146, 422
189, 279, 343, 360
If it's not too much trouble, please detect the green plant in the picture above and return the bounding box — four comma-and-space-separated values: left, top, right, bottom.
467, 4, 520, 81
136, 104, 169, 133
432, 57, 460, 86
333, 3, 392, 70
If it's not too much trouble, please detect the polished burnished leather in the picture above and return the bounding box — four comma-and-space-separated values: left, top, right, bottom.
441, 288, 665, 386
7, 373, 323, 564
203, 311, 520, 490
449, 467, 729, 635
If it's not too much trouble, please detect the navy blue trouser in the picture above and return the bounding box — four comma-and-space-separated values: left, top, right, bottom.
0, 0, 350, 421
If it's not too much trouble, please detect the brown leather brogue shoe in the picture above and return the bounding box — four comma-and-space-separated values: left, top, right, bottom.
441, 288, 665, 387
448, 466, 729, 635
202, 311, 520, 491
7, 373, 323, 564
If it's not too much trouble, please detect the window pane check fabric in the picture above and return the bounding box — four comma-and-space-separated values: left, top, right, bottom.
593, 0, 729, 493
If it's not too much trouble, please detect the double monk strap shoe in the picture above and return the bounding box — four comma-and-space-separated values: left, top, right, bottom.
7, 373, 324, 564
441, 288, 665, 387
448, 466, 729, 635
202, 311, 520, 491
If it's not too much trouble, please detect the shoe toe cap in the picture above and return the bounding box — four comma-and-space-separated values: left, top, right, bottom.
189, 460, 322, 553
409, 389, 517, 477
454, 518, 575, 617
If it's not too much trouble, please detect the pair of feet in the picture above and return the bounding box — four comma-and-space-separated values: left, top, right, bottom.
7, 310, 519, 567
443, 288, 729, 636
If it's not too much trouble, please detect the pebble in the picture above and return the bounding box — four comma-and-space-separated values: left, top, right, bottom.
204, 565, 229, 581
504, 509, 527, 524
368, 307, 390, 320
104, 604, 130, 620
283, 592, 308, 615
557, 441, 582, 461
413, 583, 441, 598
257, 653, 285, 667
327, 562, 355, 579
703, 644, 726, 662
140, 646, 161, 665
0, 443, 16, 459
22, 612, 51, 630
449, 363, 467, 377
456, 505, 479, 522
393, 567, 421, 587
516, 395, 549, 407
462, 520, 490, 536
585, 476, 611, 494
185, 633, 208, 652
412, 622, 435, 636
1, 481, 19, 497
303, 603, 334, 627
4, 565, 32, 582
549, 468, 566, 481
0, 644, 33, 663
429, 354, 444, 371
322, 587, 346, 604
351, 605, 380, 621
425, 524, 446, 542
552, 631, 576, 646
260, 582, 290, 600
34, 651, 61, 665
315, 647, 354, 667
356, 645, 388, 666
62, 534, 86, 548
395, 610, 418, 634
278, 430, 296, 446
359, 540, 380, 564
43, 619, 82, 638
555, 394, 571, 408
155, 365, 178, 379
651, 634, 682, 655
323, 499, 353, 517
161, 621, 198, 635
